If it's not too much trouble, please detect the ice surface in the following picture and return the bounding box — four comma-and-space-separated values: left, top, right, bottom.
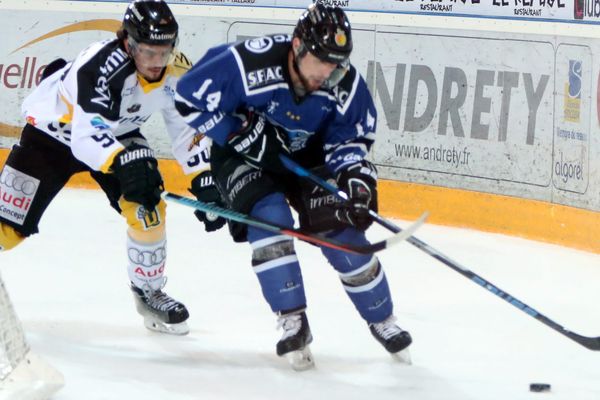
2, 189, 599, 400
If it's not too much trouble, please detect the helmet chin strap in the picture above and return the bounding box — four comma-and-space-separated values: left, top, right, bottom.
292, 44, 312, 97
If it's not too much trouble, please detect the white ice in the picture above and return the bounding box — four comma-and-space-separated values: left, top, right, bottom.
2, 188, 599, 400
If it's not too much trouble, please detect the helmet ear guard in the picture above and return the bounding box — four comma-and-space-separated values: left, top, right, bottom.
322, 59, 350, 89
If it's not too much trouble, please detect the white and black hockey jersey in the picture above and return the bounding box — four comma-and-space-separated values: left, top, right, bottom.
21, 38, 209, 175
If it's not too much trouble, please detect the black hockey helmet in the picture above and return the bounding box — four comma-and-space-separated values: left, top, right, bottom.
122, 0, 178, 47
293, 3, 353, 65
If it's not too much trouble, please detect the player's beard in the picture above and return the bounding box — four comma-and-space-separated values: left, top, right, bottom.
292, 55, 312, 97
137, 64, 166, 82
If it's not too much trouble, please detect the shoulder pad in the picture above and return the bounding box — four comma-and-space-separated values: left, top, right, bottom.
231, 34, 291, 93
76, 40, 134, 116
83, 40, 131, 81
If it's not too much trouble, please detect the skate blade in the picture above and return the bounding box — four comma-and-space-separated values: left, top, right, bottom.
284, 346, 315, 371
391, 348, 412, 365
143, 317, 189, 335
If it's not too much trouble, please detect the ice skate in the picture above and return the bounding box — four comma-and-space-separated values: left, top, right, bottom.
276, 310, 315, 371
369, 315, 412, 364
131, 279, 189, 335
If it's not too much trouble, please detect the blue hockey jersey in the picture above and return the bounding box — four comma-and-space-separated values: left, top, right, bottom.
175, 34, 377, 174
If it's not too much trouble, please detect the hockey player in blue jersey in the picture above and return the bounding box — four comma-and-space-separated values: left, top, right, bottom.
175, 4, 412, 369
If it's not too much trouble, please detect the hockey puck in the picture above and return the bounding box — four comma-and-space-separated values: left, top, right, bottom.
529, 383, 551, 392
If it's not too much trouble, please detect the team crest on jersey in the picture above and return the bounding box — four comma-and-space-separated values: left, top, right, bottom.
244, 37, 273, 54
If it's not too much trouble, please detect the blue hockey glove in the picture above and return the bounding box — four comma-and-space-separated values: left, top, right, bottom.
335, 160, 378, 231
227, 111, 290, 172
189, 171, 227, 232
111, 144, 163, 210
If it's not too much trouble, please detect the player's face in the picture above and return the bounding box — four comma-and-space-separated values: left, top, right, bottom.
127, 39, 174, 81
296, 51, 338, 92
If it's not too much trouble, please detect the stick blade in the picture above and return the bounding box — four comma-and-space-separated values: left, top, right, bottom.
569, 333, 600, 351
383, 212, 428, 247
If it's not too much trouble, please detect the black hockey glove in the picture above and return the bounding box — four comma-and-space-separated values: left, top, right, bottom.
227, 111, 290, 172
111, 144, 164, 210
335, 160, 378, 231
189, 171, 227, 232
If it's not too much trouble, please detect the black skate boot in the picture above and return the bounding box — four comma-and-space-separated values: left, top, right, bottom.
369, 315, 412, 363
276, 310, 314, 371
131, 279, 189, 335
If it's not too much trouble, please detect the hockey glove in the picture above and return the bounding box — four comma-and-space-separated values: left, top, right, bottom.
189, 171, 227, 232
111, 144, 164, 210
227, 111, 290, 172
335, 160, 378, 231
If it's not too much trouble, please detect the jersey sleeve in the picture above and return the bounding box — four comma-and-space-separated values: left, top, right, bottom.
162, 104, 212, 176
323, 67, 377, 174
62, 51, 125, 172
175, 45, 246, 146
161, 51, 211, 176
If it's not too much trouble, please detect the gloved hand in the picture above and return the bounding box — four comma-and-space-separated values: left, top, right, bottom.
189, 171, 227, 232
111, 144, 163, 210
227, 110, 290, 172
335, 160, 378, 231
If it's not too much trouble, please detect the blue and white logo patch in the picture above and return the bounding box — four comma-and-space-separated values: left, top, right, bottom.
91, 116, 110, 130
244, 37, 273, 54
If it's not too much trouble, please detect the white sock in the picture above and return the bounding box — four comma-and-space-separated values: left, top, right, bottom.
127, 234, 166, 291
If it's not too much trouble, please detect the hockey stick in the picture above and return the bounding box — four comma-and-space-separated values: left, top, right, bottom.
163, 192, 427, 255
279, 155, 600, 351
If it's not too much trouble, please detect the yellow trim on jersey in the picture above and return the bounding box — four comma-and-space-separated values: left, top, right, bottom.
137, 70, 169, 94
58, 93, 74, 124
99, 146, 125, 173
136, 50, 192, 92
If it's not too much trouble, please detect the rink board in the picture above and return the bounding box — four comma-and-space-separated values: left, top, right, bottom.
1, 148, 599, 254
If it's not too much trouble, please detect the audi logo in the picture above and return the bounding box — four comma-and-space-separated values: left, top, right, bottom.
128, 247, 167, 267
0, 171, 38, 195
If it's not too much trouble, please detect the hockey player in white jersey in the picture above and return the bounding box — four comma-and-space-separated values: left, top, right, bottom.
175, 4, 412, 369
0, 0, 220, 335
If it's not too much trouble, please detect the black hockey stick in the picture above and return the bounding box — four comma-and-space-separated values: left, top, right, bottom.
279, 155, 600, 351
163, 192, 427, 255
